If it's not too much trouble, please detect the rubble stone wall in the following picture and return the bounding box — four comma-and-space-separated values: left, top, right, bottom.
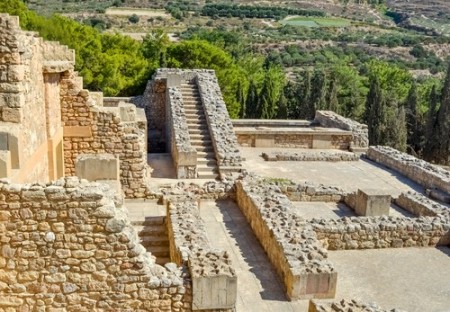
314, 111, 369, 150
235, 179, 337, 300
310, 214, 450, 250
0, 177, 192, 311
367, 146, 450, 194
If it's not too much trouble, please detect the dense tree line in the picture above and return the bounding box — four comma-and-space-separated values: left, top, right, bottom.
201, 4, 325, 20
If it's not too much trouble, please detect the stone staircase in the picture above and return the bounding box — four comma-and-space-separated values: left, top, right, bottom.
132, 216, 170, 265
180, 82, 219, 179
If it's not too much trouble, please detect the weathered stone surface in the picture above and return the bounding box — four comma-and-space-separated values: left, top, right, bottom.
262, 150, 359, 162
309, 298, 407, 312
367, 146, 450, 194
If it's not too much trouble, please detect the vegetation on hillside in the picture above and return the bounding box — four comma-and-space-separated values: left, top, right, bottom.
1, 0, 449, 164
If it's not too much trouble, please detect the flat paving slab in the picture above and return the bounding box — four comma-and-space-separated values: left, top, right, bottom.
199, 200, 309, 312
240, 147, 423, 197
328, 248, 450, 312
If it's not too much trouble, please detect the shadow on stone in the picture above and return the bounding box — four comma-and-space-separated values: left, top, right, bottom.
215, 200, 289, 302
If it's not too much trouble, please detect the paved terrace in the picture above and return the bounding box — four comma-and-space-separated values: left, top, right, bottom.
240, 147, 423, 197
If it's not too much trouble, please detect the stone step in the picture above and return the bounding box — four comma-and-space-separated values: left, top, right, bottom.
155, 257, 171, 265
131, 216, 165, 226
139, 236, 170, 247
197, 151, 215, 158
188, 130, 209, 136
191, 139, 212, 145
186, 120, 207, 125
184, 108, 202, 113
134, 225, 167, 236
182, 99, 201, 104
194, 146, 214, 153
186, 115, 206, 120
197, 164, 218, 172
181, 95, 200, 100
147, 246, 170, 258
197, 172, 219, 179
189, 134, 211, 140
197, 158, 217, 166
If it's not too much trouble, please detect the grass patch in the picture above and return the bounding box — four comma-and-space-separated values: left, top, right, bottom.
105, 7, 170, 17
282, 16, 351, 28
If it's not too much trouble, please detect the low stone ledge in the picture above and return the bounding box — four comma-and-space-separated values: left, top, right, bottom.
367, 146, 450, 194
235, 179, 337, 300
166, 198, 237, 310
395, 191, 449, 217
309, 299, 407, 312
262, 151, 359, 162
75, 153, 119, 182
310, 214, 450, 250
262, 179, 347, 202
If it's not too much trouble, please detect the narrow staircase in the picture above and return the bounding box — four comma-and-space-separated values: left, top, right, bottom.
180, 82, 219, 179
132, 216, 170, 265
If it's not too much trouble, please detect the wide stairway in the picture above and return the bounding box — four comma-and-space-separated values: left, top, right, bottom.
180, 82, 219, 179
132, 216, 170, 265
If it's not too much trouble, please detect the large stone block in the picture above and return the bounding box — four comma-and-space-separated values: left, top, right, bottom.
75, 154, 119, 181
0, 150, 11, 178
355, 189, 391, 216
288, 271, 337, 300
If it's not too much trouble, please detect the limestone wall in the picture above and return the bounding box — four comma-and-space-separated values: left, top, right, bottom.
236, 179, 337, 300
367, 146, 450, 194
0, 14, 72, 183
166, 88, 197, 179
0, 177, 192, 311
314, 111, 369, 150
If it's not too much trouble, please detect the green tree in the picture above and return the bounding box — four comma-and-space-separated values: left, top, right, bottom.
365, 77, 385, 145
245, 81, 258, 118
433, 64, 450, 164
405, 82, 421, 153
310, 69, 327, 114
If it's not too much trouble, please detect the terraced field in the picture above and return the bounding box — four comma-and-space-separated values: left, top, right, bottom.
282, 16, 351, 27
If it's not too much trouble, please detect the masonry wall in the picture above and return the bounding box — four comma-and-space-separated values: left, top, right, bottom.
0, 177, 191, 311
60, 71, 149, 198
0, 14, 69, 183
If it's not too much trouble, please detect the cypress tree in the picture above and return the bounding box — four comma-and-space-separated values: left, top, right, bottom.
434, 64, 450, 164
277, 92, 288, 119
245, 80, 258, 118
405, 82, 421, 153
236, 80, 246, 118
300, 70, 313, 119
365, 77, 385, 146
327, 77, 339, 113
424, 85, 439, 160
310, 69, 327, 115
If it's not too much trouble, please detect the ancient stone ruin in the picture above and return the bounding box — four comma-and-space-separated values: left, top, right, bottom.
0, 13, 449, 312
